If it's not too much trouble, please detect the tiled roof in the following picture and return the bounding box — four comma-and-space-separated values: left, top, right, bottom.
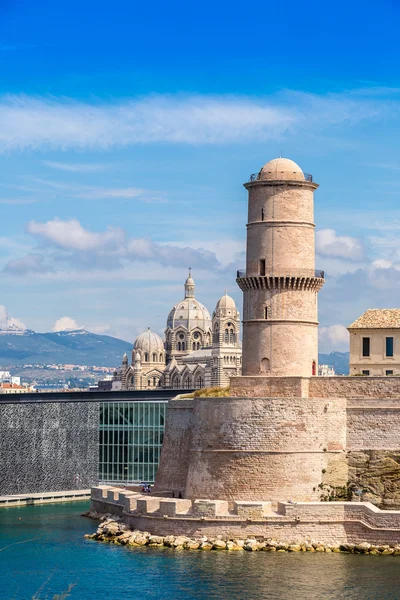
348, 309, 400, 329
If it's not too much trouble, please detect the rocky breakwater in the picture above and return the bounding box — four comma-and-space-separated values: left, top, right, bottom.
83, 512, 400, 555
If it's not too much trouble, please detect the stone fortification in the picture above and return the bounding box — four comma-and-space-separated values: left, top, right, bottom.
153, 378, 400, 508
90, 486, 400, 546
155, 394, 347, 503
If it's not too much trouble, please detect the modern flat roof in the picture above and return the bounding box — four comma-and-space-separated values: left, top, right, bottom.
0, 388, 193, 405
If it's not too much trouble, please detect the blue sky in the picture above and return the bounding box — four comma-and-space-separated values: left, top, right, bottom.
1, 0, 400, 352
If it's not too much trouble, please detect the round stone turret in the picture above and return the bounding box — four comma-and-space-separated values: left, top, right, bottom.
237, 156, 324, 377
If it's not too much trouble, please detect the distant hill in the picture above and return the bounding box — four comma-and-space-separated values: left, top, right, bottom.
0, 329, 132, 367
0, 327, 350, 373
318, 351, 349, 375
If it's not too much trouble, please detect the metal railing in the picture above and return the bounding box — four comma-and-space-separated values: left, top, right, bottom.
237, 269, 324, 279
248, 171, 313, 183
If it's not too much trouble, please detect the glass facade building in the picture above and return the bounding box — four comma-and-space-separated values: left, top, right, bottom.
99, 400, 168, 483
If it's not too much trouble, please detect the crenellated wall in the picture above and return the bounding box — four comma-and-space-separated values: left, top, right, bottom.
91, 486, 400, 545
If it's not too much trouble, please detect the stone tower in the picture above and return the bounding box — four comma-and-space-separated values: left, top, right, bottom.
236, 157, 324, 377
211, 293, 241, 387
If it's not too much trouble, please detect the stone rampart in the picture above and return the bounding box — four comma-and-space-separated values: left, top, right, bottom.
156, 395, 347, 502
230, 375, 400, 399
90, 486, 400, 545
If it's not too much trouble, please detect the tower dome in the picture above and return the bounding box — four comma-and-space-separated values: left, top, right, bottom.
258, 157, 305, 181
216, 292, 236, 310
134, 327, 164, 354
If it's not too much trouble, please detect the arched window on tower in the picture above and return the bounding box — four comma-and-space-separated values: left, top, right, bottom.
144, 353, 149, 362
261, 207, 264, 221
224, 329, 229, 343
159, 354, 163, 362
213, 327, 219, 344
152, 353, 156, 362
192, 342, 196, 351
177, 342, 181, 351
312, 361, 316, 376
182, 342, 185, 351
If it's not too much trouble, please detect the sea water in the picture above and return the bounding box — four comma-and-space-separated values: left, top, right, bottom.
1, 501, 400, 600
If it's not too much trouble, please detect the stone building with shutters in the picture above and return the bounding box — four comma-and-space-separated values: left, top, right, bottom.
113, 271, 242, 390
348, 309, 400, 376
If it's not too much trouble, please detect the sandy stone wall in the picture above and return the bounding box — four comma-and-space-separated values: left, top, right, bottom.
91, 488, 400, 545
230, 375, 400, 399
247, 185, 315, 226
182, 395, 347, 502
241, 322, 318, 377
309, 376, 400, 399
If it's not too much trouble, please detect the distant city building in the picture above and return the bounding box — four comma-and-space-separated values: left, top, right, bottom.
0, 371, 21, 385
90, 376, 114, 392
318, 364, 335, 376
348, 309, 400, 376
113, 271, 242, 390
0, 382, 32, 394
32, 383, 69, 392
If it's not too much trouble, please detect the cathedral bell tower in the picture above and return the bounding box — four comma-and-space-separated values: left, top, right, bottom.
236, 157, 324, 377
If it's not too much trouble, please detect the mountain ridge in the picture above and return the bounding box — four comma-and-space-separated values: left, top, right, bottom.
0, 329, 133, 367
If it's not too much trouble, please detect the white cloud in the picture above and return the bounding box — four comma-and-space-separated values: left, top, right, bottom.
0, 305, 26, 330
319, 324, 349, 352
52, 316, 81, 332
43, 161, 108, 172
33, 178, 165, 202
0, 89, 393, 152
27, 218, 125, 251
4, 218, 220, 275
77, 187, 147, 199
0, 198, 37, 205
316, 228, 365, 261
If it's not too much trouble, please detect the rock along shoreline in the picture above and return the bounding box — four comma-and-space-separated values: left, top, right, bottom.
83, 510, 400, 555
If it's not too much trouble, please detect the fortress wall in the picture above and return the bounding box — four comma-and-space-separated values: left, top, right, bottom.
184, 396, 347, 502
309, 377, 400, 399
153, 398, 194, 496
230, 376, 309, 398
347, 399, 400, 450
231, 376, 400, 399
91, 490, 400, 545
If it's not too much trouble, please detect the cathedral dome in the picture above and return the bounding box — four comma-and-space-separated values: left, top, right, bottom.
259, 157, 305, 181
216, 292, 236, 309
134, 328, 164, 354
166, 271, 212, 332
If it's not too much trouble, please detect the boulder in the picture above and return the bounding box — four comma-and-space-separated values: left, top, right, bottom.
213, 540, 227, 550
200, 542, 213, 551
288, 545, 301, 552
187, 541, 201, 550
149, 535, 165, 545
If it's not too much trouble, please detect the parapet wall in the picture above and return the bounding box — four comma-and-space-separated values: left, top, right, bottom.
91, 486, 400, 545
230, 375, 400, 399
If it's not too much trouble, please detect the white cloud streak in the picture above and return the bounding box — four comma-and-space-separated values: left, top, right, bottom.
316, 228, 365, 261
0, 89, 393, 152
43, 161, 108, 172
